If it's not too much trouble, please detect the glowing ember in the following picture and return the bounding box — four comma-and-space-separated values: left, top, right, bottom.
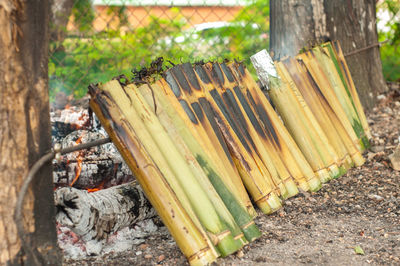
70, 136, 84, 187
86, 179, 107, 193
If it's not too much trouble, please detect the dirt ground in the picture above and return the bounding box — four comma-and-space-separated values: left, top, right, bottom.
64, 86, 400, 266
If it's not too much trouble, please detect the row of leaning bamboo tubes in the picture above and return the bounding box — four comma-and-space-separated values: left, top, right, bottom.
88, 41, 370, 265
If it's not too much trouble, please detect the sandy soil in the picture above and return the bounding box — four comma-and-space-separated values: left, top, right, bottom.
63, 86, 400, 266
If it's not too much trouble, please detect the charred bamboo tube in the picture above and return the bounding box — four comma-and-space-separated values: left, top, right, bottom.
298, 51, 364, 153
159, 76, 257, 217
228, 62, 322, 192
189, 63, 286, 202
165, 65, 282, 213
137, 83, 261, 242
282, 57, 365, 167
313, 47, 369, 150
208, 62, 300, 195
191, 63, 289, 200
276, 61, 348, 176
280, 57, 354, 169
251, 50, 333, 184
101, 80, 241, 256
88, 85, 218, 265
330, 41, 371, 140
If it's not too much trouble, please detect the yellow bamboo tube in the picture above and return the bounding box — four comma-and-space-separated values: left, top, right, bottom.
157, 77, 258, 216
209, 62, 301, 194
312, 47, 369, 150
196, 63, 290, 199
166, 64, 282, 212
102, 80, 241, 256
251, 50, 333, 184
283, 57, 364, 167
229, 62, 322, 191
276, 60, 348, 176
299, 51, 364, 153
137, 82, 260, 243
89, 86, 218, 265
330, 41, 371, 140
280, 57, 354, 169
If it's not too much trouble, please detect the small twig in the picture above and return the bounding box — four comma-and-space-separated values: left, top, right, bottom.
344, 40, 389, 57
14, 137, 111, 263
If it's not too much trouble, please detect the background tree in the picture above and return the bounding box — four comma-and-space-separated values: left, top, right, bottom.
270, 0, 387, 110
0, 1, 61, 264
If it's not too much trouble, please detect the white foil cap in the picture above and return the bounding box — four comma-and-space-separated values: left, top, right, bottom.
250, 49, 278, 90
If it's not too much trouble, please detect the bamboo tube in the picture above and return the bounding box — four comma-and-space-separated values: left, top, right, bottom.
137, 83, 261, 242
286, 58, 365, 167
101, 80, 241, 256
327, 41, 372, 141
137, 82, 248, 247
189, 63, 287, 202
228, 62, 322, 192
208, 62, 300, 194
159, 75, 258, 217
251, 50, 334, 184
280, 57, 354, 169
298, 51, 364, 153
276, 60, 349, 176
196, 63, 291, 199
88, 85, 218, 265
313, 47, 369, 150
165, 65, 282, 212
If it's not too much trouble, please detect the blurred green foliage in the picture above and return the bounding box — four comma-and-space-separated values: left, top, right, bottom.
49, 0, 399, 100
377, 0, 400, 82
48, 0, 269, 99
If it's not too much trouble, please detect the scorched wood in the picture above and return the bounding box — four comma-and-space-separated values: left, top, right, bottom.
53, 129, 134, 189
55, 182, 156, 254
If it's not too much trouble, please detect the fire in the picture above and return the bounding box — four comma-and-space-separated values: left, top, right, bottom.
86, 179, 106, 193
70, 136, 83, 187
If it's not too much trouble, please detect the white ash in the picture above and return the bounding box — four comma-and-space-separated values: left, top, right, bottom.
58, 219, 161, 259
51, 106, 90, 128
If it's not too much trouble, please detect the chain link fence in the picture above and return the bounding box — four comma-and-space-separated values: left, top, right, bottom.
49, 0, 269, 99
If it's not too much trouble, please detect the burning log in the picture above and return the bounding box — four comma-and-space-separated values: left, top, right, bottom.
54, 182, 156, 255
53, 129, 134, 190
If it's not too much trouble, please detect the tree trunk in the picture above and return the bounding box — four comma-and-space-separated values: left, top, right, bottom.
0, 1, 61, 264
270, 0, 387, 110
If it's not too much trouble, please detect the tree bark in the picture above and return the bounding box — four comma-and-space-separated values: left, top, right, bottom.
270, 0, 387, 110
0, 1, 61, 264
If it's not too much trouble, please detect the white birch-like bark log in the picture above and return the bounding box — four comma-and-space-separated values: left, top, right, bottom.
55, 182, 156, 254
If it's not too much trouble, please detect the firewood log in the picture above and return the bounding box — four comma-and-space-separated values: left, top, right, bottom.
54, 182, 156, 254
53, 130, 134, 189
